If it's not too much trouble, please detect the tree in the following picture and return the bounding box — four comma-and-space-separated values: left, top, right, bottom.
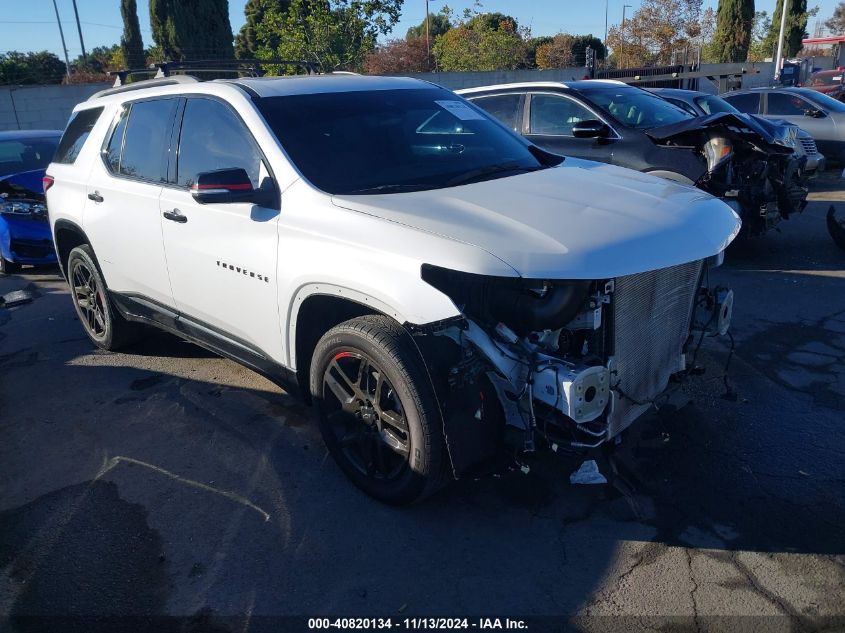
606, 0, 704, 67
0, 51, 66, 85
746, 11, 773, 61
712, 0, 755, 62
433, 12, 529, 71
764, 0, 817, 58
825, 2, 845, 34
254, 0, 403, 72
235, 0, 289, 58
406, 10, 451, 40
120, 0, 146, 69
535, 34, 575, 69
570, 35, 607, 65
72, 45, 123, 73
150, 0, 235, 61
363, 36, 431, 73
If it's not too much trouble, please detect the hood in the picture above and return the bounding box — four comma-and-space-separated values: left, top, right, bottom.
0, 169, 45, 198
331, 159, 740, 280
646, 112, 793, 153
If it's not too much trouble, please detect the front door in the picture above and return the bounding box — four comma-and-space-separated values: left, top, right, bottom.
159, 96, 283, 362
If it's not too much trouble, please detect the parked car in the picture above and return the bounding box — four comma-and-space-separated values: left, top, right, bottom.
458, 81, 807, 236
0, 130, 61, 274
650, 87, 825, 177
721, 87, 845, 162
46, 75, 738, 503
805, 69, 845, 101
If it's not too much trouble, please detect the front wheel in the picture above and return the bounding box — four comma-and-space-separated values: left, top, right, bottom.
310, 315, 448, 504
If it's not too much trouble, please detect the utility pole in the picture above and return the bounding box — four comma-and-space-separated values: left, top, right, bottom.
51, 0, 71, 77
774, 0, 789, 81
621, 4, 631, 70
71, 0, 87, 67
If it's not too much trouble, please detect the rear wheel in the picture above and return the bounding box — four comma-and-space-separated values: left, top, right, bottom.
0, 256, 21, 275
310, 315, 447, 504
67, 245, 140, 350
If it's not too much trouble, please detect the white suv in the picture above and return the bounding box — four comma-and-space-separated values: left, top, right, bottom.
46, 75, 739, 503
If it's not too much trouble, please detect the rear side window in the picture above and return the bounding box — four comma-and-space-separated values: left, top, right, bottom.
54, 107, 103, 164
176, 98, 262, 187
104, 107, 129, 173
470, 94, 522, 131
723, 92, 760, 114
118, 99, 178, 182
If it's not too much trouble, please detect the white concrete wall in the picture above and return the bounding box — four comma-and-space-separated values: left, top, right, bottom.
0, 84, 105, 132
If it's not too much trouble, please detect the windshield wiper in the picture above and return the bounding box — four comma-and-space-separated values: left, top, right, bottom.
445, 162, 544, 187
345, 183, 434, 194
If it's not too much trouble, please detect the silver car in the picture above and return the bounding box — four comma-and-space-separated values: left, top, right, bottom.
722, 87, 845, 162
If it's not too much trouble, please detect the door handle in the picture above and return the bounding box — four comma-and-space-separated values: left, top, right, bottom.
87, 191, 103, 203
163, 209, 188, 224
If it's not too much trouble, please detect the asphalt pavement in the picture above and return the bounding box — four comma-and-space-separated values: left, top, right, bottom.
1, 176, 843, 633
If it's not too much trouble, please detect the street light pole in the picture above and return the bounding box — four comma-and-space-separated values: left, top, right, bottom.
774, 0, 790, 82
603, 0, 609, 68
51, 0, 71, 77
621, 4, 631, 70
425, 0, 431, 71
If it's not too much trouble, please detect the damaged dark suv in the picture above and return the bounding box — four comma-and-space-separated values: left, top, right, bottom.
459, 80, 808, 237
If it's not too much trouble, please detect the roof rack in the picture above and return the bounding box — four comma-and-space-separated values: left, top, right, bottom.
89, 75, 198, 100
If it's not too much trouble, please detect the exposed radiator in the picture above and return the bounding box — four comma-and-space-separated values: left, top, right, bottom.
607, 259, 703, 438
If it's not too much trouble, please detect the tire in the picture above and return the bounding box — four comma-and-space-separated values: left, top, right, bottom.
0, 256, 21, 275
310, 315, 448, 504
67, 244, 140, 350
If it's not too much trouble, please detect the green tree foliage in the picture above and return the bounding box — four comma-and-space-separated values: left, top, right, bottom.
255, 0, 403, 72
712, 0, 754, 62
406, 10, 451, 40
747, 11, 774, 61
764, 0, 817, 58
120, 0, 146, 69
235, 0, 290, 58
433, 12, 528, 71
570, 35, 607, 64
150, 0, 235, 61
825, 2, 845, 34
606, 0, 704, 67
72, 45, 123, 73
526, 36, 553, 67
0, 51, 66, 85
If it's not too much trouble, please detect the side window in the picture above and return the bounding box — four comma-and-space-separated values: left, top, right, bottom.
767, 92, 812, 116
722, 92, 760, 114
104, 106, 129, 173
528, 94, 595, 136
54, 107, 104, 164
470, 94, 522, 130
119, 99, 178, 182
177, 98, 262, 188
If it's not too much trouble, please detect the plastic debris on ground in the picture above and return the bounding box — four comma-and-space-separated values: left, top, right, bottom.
570, 459, 608, 485
0, 289, 34, 308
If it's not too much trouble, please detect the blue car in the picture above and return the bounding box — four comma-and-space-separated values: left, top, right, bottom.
0, 130, 62, 274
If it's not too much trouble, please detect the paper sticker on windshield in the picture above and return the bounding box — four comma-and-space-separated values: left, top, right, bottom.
435, 100, 486, 121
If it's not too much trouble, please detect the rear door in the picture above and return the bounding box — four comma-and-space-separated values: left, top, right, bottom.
159, 96, 283, 362
763, 91, 835, 143
82, 97, 179, 308
522, 92, 615, 163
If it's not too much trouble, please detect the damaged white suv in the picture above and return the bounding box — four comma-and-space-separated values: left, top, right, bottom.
46, 75, 739, 503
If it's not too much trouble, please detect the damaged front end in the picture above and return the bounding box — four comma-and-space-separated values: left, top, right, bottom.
648, 113, 809, 238
417, 258, 732, 476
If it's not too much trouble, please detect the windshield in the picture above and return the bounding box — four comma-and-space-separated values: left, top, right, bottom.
801, 89, 845, 112
579, 86, 693, 129
256, 88, 545, 195
694, 95, 740, 115
810, 73, 842, 87
0, 137, 58, 177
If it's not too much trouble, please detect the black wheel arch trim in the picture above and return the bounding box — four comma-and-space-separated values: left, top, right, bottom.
52, 219, 94, 280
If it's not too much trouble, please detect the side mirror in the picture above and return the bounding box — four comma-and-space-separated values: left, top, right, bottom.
191, 168, 272, 205
804, 108, 826, 118
572, 119, 610, 139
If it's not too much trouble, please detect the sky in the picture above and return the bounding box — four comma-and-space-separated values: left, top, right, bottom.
0, 0, 840, 62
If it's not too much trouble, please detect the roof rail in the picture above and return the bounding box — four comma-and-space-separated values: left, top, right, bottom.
156, 59, 319, 78
88, 75, 199, 100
